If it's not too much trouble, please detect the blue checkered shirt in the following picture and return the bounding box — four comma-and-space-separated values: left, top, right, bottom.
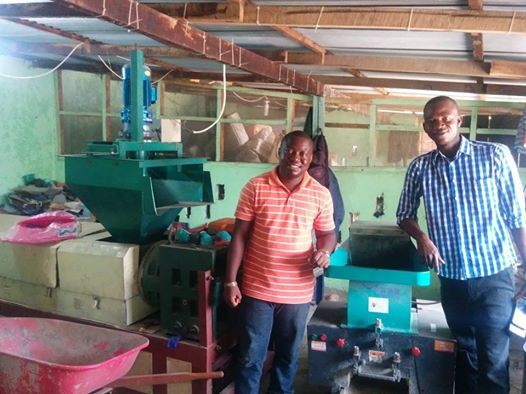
397, 137, 526, 279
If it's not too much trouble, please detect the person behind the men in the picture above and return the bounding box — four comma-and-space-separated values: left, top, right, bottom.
396, 95, 526, 394
223, 130, 336, 394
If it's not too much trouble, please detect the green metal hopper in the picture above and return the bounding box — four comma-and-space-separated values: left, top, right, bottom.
65, 152, 213, 244
326, 222, 430, 333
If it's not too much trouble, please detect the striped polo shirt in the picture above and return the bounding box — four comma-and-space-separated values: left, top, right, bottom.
397, 137, 526, 279
235, 168, 335, 304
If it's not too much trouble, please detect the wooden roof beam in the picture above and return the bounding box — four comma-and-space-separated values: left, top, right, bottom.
344, 68, 388, 96
470, 33, 484, 62
4, 42, 193, 59
468, 0, 484, 62
288, 53, 491, 78
155, 72, 268, 83
317, 75, 526, 96
490, 60, 526, 78
468, 0, 484, 10
53, 0, 323, 96
272, 25, 327, 60
190, 5, 526, 34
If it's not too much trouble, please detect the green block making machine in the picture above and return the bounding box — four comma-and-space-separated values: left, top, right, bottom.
64, 50, 231, 393
308, 222, 457, 393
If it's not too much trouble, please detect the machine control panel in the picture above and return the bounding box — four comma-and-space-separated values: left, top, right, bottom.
308, 301, 456, 393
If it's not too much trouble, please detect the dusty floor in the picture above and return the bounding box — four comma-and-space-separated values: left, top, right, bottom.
222, 301, 525, 394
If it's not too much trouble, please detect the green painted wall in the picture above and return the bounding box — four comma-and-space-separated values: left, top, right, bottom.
0, 56, 60, 203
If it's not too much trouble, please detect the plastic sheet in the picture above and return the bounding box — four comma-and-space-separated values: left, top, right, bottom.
1, 211, 79, 244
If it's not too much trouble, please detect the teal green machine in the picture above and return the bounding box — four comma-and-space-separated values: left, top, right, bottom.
65, 50, 213, 245
65, 52, 231, 376
308, 222, 456, 393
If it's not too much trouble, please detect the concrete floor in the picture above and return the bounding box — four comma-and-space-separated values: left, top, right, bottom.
223, 300, 525, 394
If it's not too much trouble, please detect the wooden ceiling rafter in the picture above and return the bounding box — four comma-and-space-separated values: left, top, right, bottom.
490, 60, 526, 78
1, 42, 197, 60
318, 75, 526, 96
468, 0, 484, 11
288, 52, 490, 77
188, 5, 526, 35
468, 0, 484, 63
272, 25, 327, 61
470, 33, 484, 62
287, 52, 526, 80
344, 68, 389, 96
53, 0, 323, 96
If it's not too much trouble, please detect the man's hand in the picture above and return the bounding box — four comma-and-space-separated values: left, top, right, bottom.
311, 249, 331, 269
416, 234, 445, 273
223, 286, 242, 308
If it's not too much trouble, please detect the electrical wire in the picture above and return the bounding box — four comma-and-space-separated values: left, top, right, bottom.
232, 91, 267, 103
97, 55, 123, 80
0, 42, 84, 80
153, 70, 172, 84
190, 65, 227, 134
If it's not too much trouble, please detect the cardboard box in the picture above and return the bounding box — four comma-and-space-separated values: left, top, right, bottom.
55, 288, 156, 327
58, 240, 140, 300
0, 214, 105, 287
0, 275, 55, 311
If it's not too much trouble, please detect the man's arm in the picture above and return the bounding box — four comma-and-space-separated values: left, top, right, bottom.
511, 227, 526, 265
511, 227, 526, 299
313, 229, 337, 269
399, 218, 444, 273
223, 218, 253, 308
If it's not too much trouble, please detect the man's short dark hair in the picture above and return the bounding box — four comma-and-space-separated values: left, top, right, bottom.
278, 130, 313, 159
423, 96, 459, 116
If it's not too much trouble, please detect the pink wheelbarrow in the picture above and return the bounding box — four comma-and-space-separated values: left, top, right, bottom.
0, 318, 223, 393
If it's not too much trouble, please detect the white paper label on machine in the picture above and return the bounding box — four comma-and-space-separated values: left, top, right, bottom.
368, 297, 389, 314
310, 341, 327, 352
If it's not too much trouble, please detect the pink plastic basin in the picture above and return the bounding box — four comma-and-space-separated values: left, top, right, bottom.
0, 318, 149, 394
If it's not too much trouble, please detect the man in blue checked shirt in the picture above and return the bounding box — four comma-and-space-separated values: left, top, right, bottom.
397, 96, 526, 394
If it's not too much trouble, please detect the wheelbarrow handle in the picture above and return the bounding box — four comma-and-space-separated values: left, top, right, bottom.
111, 371, 224, 388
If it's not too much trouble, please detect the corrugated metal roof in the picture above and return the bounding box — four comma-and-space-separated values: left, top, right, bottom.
0, 19, 74, 44
155, 57, 249, 74
484, 34, 526, 60
297, 29, 472, 58
0, 1, 524, 99
25, 17, 166, 46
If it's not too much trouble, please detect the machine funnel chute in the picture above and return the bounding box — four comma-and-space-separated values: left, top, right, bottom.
65, 155, 213, 244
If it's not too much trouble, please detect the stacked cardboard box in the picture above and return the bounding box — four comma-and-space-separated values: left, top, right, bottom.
0, 214, 157, 326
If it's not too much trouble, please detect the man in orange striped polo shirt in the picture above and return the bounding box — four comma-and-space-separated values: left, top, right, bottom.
224, 130, 336, 394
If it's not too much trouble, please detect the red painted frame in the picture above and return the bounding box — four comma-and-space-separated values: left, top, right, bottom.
0, 270, 234, 394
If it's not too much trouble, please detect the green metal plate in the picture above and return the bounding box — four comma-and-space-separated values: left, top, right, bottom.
326, 244, 430, 287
